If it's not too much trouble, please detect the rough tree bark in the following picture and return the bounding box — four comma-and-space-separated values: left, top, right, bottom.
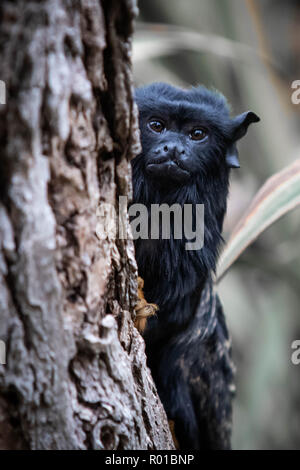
0, 0, 174, 450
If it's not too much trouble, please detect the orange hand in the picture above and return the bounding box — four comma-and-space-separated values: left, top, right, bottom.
134, 277, 158, 333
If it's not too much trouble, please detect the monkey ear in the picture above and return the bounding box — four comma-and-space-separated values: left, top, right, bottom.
226, 143, 240, 168
226, 111, 260, 169
231, 111, 260, 141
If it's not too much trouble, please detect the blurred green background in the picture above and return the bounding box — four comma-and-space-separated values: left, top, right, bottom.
133, 0, 300, 450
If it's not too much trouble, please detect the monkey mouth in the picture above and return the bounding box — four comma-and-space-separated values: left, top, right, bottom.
146, 157, 190, 182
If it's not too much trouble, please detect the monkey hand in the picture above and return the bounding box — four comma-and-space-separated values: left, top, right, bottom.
134, 277, 158, 333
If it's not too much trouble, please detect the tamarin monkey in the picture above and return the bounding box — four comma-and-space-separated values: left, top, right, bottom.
132, 82, 260, 449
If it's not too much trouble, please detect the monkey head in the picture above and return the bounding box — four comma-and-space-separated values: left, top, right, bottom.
134, 82, 260, 187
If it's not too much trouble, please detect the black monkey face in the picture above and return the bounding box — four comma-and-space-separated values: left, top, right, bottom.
134, 83, 260, 187
142, 114, 216, 184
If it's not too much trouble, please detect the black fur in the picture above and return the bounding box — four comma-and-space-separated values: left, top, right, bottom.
131, 82, 259, 449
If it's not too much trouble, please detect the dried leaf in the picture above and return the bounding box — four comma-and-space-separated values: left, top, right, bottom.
217, 160, 300, 280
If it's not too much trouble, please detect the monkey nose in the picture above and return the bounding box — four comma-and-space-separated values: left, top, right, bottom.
162, 145, 185, 159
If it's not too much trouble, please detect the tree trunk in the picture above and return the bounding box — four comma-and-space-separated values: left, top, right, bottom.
0, 0, 174, 450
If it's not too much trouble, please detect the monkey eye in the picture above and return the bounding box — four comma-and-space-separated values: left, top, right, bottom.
148, 120, 165, 133
190, 128, 207, 141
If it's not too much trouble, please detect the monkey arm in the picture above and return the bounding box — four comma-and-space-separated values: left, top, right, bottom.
134, 278, 180, 448
134, 276, 158, 333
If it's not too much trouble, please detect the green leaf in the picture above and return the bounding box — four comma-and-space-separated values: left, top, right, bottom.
217, 160, 300, 281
